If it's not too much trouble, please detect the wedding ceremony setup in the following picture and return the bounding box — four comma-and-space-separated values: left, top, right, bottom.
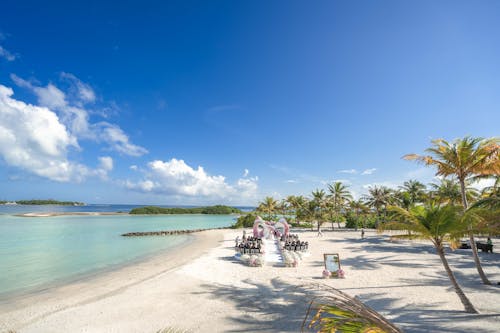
235, 217, 310, 267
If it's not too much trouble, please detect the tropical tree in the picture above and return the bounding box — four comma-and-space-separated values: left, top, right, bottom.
363, 186, 393, 224
380, 205, 477, 313
327, 181, 353, 228
405, 136, 500, 284
287, 195, 308, 224
399, 179, 426, 205
257, 196, 278, 221
429, 178, 478, 205
311, 189, 327, 231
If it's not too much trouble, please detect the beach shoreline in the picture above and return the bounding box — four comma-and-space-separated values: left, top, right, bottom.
1, 229, 499, 332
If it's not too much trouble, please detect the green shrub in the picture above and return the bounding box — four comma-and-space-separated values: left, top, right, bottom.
231, 213, 257, 229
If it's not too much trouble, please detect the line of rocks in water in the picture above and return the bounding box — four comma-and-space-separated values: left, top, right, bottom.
121, 227, 229, 237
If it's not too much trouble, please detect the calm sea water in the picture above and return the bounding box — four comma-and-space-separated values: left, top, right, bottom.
0, 204, 240, 298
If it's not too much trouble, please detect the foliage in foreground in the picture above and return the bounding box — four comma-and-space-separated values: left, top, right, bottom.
129, 205, 242, 215
302, 284, 402, 333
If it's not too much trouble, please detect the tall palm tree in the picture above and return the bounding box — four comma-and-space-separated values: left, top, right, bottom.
257, 196, 278, 221
311, 189, 327, 230
327, 181, 353, 228
405, 136, 500, 284
363, 186, 393, 223
399, 179, 426, 205
380, 205, 477, 313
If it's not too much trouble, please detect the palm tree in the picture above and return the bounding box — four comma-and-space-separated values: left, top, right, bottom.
399, 179, 426, 205
311, 189, 327, 231
327, 181, 353, 229
405, 136, 500, 284
429, 178, 463, 205
257, 196, 278, 221
429, 178, 478, 205
287, 195, 308, 224
349, 199, 369, 229
380, 205, 477, 313
363, 186, 393, 224
394, 190, 413, 210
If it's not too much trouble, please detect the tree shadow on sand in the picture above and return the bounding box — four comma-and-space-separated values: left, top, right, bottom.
354, 292, 500, 333
192, 278, 312, 332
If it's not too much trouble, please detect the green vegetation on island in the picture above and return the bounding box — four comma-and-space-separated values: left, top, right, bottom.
129, 205, 242, 215
1, 199, 84, 206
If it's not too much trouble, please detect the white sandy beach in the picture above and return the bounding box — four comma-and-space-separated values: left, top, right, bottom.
1, 229, 499, 333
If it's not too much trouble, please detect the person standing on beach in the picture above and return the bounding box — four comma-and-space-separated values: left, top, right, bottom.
317, 223, 323, 237
361, 228, 365, 239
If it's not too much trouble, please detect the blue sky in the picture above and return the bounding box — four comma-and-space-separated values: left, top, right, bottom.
0, 0, 499, 205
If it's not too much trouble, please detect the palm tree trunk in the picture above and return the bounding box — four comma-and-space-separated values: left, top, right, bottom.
459, 178, 491, 285
436, 245, 478, 313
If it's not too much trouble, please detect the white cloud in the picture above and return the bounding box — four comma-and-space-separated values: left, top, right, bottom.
95, 156, 113, 180
243, 168, 249, 177
11, 74, 147, 156
126, 158, 259, 203
0, 45, 16, 61
286, 179, 298, 183
338, 169, 357, 174
98, 156, 113, 171
130, 165, 138, 171
60, 72, 96, 104
0, 85, 88, 181
361, 168, 377, 175
95, 122, 148, 156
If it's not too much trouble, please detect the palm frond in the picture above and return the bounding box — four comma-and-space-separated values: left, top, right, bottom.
302, 283, 402, 333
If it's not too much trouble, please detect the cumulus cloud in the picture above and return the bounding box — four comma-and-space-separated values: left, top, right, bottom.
361, 168, 377, 175
0, 85, 88, 181
0, 45, 16, 61
10, 74, 147, 156
126, 158, 259, 202
243, 168, 249, 177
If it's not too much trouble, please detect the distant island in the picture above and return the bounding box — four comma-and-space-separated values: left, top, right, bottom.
0, 200, 85, 206
129, 205, 242, 215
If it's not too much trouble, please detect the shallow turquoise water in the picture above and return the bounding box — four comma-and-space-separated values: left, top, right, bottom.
0, 214, 235, 297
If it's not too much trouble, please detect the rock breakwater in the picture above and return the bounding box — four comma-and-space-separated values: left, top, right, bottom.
121, 227, 228, 237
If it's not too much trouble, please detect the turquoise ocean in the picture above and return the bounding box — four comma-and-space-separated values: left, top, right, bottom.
0, 204, 245, 298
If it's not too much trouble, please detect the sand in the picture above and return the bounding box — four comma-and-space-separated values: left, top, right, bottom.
0, 229, 499, 333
